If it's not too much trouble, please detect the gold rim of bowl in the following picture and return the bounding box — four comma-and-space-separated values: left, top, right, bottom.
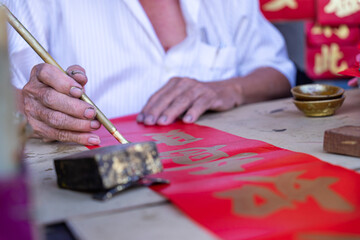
291, 84, 344, 101
293, 96, 345, 117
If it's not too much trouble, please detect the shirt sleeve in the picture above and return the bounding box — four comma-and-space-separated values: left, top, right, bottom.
233, 1, 296, 87
3, 0, 53, 89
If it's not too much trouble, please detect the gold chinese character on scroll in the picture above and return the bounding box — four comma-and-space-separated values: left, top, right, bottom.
311, 24, 350, 39
145, 129, 202, 146
325, 0, 360, 17
215, 170, 354, 218
160, 145, 228, 165
263, 0, 298, 11
314, 43, 348, 75
166, 152, 263, 175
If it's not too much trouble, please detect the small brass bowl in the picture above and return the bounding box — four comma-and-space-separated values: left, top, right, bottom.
293, 96, 345, 117
291, 84, 344, 101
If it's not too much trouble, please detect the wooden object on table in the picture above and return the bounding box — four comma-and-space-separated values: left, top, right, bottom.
324, 126, 360, 158
54, 142, 162, 191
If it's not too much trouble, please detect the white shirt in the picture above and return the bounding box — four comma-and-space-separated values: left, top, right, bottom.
5, 0, 296, 118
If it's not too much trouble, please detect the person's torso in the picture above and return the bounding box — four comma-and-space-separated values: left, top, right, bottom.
50, 0, 246, 117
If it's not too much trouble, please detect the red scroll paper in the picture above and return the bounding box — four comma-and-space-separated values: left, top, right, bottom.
90, 115, 360, 240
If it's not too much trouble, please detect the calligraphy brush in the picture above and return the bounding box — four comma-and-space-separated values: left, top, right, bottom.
0, 4, 129, 144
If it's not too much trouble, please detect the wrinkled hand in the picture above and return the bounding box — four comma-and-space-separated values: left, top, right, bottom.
137, 77, 242, 125
22, 63, 101, 145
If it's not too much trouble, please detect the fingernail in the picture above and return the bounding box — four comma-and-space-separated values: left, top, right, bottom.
183, 115, 193, 123
137, 113, 144, 122
158, 115, 167, 124
144, 115, 155, 125
90, 120, 100, 129
88, 136, 100, 145
71, 70, 85, 76
70, 86, 83, 97
84, 107, 96, 119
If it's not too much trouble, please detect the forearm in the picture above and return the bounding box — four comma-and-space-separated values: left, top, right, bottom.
228, 67, 292, 105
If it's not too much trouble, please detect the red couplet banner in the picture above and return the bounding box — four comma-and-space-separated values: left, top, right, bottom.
90, 114, 360, 240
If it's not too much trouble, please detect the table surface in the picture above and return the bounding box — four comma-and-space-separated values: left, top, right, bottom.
25, 89, 360, 240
